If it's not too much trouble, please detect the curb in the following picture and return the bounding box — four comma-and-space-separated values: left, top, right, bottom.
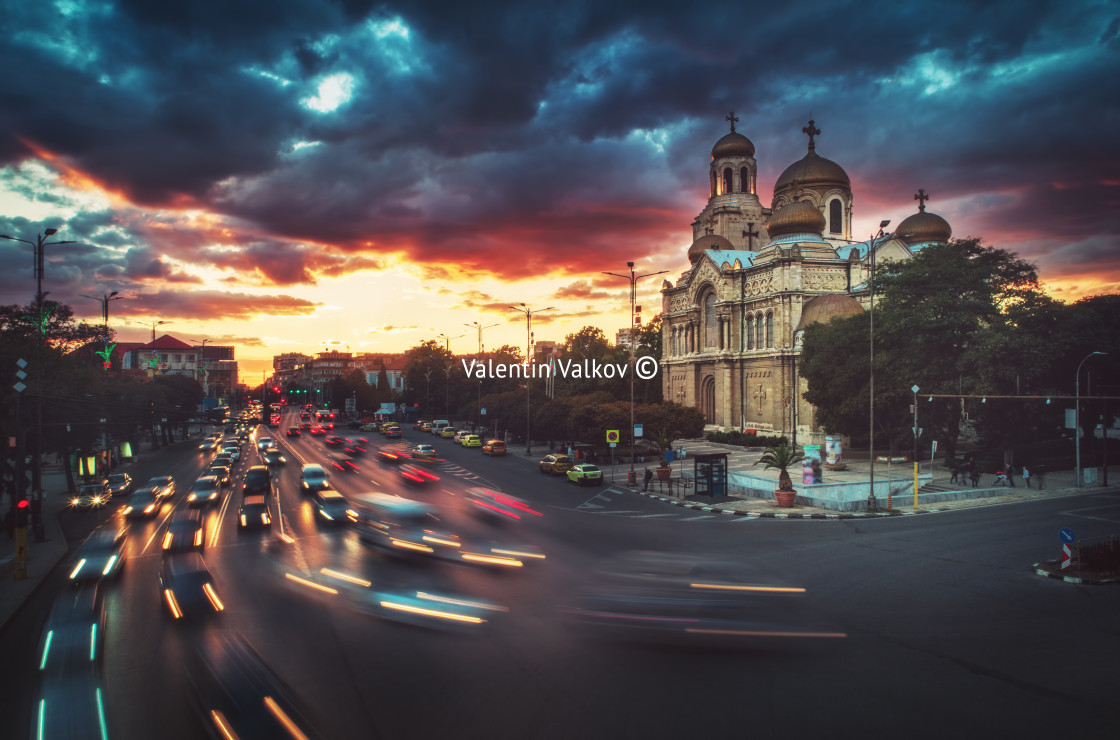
1031, 561, 1120, 585
628, 488, 960, 519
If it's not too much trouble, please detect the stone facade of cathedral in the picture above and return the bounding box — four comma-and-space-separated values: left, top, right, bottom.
661, 115, 953, 445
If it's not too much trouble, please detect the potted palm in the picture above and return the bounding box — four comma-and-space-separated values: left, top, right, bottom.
754, 443, 804, 507
653, 429, 674, 481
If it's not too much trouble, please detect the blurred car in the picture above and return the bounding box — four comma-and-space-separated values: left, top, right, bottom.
453, 430, 471, 445
162, 513, 205, 553
35, 584, 107, 736
185, 633, 324, 740
147, 475, 176, 499
68, 526, 126, 583
311, 489, 348, 524
360, 423, 379, 432
262, 448, 286, 466
539, 454, 573, 475
188, 476, 222, 507
238, 495, 272, 530
205, 463, 232, 487
160, 553, 223, 620
198, 438, 220, 452
286, 426, 301, 437
343, 438, 368, 456
567, 464, 603, 486
405, 444, 439, 463
106, 473, 133, 497
413, 420, 430, 430
328, 457, 360, 473
324, 435, 345, 447
242, 465, 273, 497
375, 448, 405, 465
308, 425, 327, 436
123, 490, 161, 520
464, 487, 543, 523
440, 427, 458, 439
214, 451, 235, 467
399, 464, 440, 486
419, 422, 432, 433
70, 482, 109, 510
482, 440, 507, 456
256, 437, 274, 452
346, 492, 461, 558
383, 426, 402, 439
299, 463, 330, 493
462, 435, 482, 448
219, 443, 241, 462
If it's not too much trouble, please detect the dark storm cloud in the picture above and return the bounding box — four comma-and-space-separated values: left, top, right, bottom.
0, 0, 1117, 290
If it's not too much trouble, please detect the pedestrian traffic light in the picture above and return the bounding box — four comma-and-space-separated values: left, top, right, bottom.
15, 498, 29, 527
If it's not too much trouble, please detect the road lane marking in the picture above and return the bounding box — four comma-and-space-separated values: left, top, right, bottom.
680, 515, 715, 521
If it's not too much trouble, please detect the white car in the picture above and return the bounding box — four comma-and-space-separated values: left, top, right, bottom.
220, 444, 241, 462
257, 437, 274, 452
453, 430, 471, 445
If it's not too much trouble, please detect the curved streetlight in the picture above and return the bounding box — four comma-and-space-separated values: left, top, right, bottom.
81, 291, 122, 340
1075, 351, 1107, 487
144, 319, 169, 342
509, 304, 555, 455
435, 332, 465, 353
602, 261, 668, 481
464, 321, 500, 355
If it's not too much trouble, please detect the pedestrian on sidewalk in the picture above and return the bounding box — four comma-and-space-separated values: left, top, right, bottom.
1006, 464, 1016, 488
1022, 466, 1031, 488
643, 467, 653, 491
950, 461, 960, 484
970, 468, 981, 488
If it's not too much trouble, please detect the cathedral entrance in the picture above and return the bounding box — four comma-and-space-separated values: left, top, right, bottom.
700, 375, 716, 425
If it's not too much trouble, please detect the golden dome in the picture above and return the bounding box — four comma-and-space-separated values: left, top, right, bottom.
687, 234, 735, 264
796, 294, 864, 330
711, 132, 755, 160
767, 200, 825, 238
896, 210, 952, 245
774, 151, 850, 193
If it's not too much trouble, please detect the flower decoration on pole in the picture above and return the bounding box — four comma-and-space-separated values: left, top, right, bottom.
95, 343, 116, 370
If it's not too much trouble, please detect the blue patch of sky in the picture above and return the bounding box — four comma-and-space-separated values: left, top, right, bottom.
12, 0, 114, 74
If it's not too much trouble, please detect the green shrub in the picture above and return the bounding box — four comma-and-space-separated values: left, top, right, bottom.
705, 430, 788, 448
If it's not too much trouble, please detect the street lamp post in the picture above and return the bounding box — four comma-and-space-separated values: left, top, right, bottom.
509, 303, 555, 455
436, 332, 465, 353
603, 262, 668, 482
81, 290, 122, 371
1, 228, 76, 530
911, 384, 920, 509
464, 321, 499, 355
424, 368, 432, 419
1075, 351, 1107, 487
867, 220, 891, 511
145, 319, 169, 342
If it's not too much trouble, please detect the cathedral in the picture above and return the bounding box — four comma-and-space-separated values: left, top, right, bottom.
660, 114, 954, 445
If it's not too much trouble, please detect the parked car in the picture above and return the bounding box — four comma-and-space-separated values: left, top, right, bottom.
539, 454, 573, 475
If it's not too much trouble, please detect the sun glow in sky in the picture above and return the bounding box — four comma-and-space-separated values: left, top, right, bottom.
1, 1, 1118, 378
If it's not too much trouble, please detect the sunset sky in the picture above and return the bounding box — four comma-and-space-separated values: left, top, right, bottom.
2, 0, 1118, 378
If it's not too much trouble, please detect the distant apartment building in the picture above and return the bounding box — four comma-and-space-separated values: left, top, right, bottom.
615, 328, 635, 350
362, 354, 409, 393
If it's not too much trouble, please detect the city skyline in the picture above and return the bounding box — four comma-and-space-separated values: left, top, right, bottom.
2, 1, 1118, 377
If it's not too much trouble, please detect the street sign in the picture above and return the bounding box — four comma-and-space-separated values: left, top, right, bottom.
481, 408, 486, 415
1061, 544, 1072, 570
1059, 527, 1076, 544
606, 430, 619, 443
932, 440, 938, 453
634, 424, 643, 438
609, 442, 617, 448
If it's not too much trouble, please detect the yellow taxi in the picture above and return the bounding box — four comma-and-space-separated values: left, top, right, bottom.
482, 440, 506, 456
538, 454, 573, 475
440, 427, 458, 439
462, 435, 482, 448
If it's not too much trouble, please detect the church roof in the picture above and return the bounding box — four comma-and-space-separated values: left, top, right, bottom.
767, 200, 826, 238
705, 249, 758, 269
896, 209, 952, 245
774, 151, 850, 193
688, 234, 734, 263
796, 294, 865, 330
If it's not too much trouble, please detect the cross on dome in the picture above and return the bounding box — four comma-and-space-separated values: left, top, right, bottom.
915, 188, 929, 212
726, 111, 739, 133
802, 119, 821, 152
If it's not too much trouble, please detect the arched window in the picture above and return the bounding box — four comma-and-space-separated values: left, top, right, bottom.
704, 292, 718, 348
740, 167, 749, 194
755, 313, 764, 350
746, 314, 754, 350
710, 171, 716, 198
829, 199, 842, 234
722, 168, 732, 195
765, 312, 774, 348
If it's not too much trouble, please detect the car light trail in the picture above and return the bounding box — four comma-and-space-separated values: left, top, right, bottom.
210, 709, 239, 740
320, 568, 372, 587
203, 582, 225, 611
39, 631, 52, 669
461, 553, 523, 567
689, 583, 806, 593
390, 539, 434, 553
284, 572, 339, 595
491, 548, 545, 559
264, 696, 310, 740
416, 592, 509, 612
102, 555, 118, 576
379, 600, 486, 624
96, 687, 109, 740
684, 627, 847, 638
422, 534, 460, 547
70, 558, 87, 580
164, 589, 183, 619
89, 623, 98, 661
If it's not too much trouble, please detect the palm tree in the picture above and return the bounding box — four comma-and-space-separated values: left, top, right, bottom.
754, 443, 804, 492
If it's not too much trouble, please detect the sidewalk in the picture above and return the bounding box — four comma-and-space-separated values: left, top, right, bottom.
0, 440, 178, 631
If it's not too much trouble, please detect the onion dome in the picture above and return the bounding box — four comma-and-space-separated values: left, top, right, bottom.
774, 151, 850, 192
896, 192, 952, 244
796, 294, 864, 330
687, 234, 734, 264
712, 131, 755, 160
766, 200, 825, 238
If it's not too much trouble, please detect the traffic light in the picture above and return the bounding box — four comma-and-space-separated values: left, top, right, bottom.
146, 399, 156, 421
15, 498, 29, 527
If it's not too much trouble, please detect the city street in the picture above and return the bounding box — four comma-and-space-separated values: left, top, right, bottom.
3, 413, 1119, 739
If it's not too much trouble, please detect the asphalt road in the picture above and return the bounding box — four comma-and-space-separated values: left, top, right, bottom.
4, 412, 1120, 739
